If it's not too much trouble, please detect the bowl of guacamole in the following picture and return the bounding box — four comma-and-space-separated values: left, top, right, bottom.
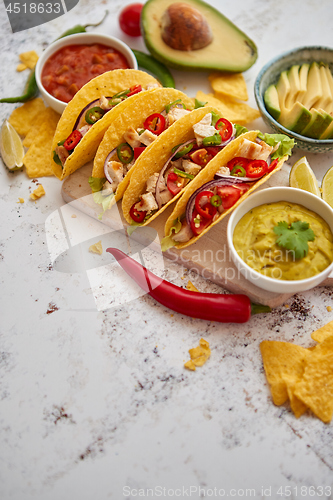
227, 187, 333, 293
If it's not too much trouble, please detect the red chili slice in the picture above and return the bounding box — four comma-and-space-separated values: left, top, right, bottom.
194, 191, 217, 220
246, 159, 268, 178
216, 185, 242, 210
215, 118, 233, 141
189, 148, 213, 166
143, 113, 166, 135
167, 172, 186, 196
267, 158, 279, 173
190, 209, 211, 236
134, 146, 146, 160
226, 157, 249, 172
127, 84, 142, 97
129, 203, 147, 223
63, 130, 82, 151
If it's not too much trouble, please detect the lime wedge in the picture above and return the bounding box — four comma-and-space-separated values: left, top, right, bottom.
289, 156, 321, 196
322, 165, 333, 208
0, 119, 24, 170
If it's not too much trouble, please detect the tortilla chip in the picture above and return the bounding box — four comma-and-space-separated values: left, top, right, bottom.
8, 98, 46, 137
184, 360, 196, 371
260, 340, 310, 406
184, 338, 211, 370
287, 386, 308, 418
19, 50, 39, 69
89, 241, 103, 255
209, 72, 248, 101
196, 91, 260, 125
186, 281, 199, 292
16, 63, 27, 72
23, 119, 59, 177
311, 320, 333, 343
30, 185, 45, 200
23, 107, 60, 148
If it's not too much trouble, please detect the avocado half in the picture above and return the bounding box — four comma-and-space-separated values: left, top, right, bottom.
141, 0, 258, 72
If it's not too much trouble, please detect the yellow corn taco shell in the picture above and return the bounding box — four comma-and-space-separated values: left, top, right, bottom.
164, 131, 287, 249
92, 88, 194, 204
122, 106, 220, 225
51, 69, 160, 180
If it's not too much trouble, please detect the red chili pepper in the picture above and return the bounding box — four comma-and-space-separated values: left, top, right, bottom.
195, 191, 217, 219
106, 248, 271, 323
227, 157, 249, 172
129, 203, 146, 222
63, 130, 82, 151
127, 84, 142, 96
267, 158, 279, 173
215, 118, 233, 141
134, 146, 146, 160
144, 113, 166, 135
246, 159, 268, 178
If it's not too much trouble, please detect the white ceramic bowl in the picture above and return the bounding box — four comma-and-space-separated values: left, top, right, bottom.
35, 33, 138, 114
227, 187, 333, 293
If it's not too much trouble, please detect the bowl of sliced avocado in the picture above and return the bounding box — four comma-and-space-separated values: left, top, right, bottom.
255, 46, 333, 153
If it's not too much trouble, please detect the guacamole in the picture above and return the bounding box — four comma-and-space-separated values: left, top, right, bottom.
233, 201, 333, 280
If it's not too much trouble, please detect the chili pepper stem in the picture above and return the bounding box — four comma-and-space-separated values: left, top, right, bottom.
84, 10, 109, 29
251, 303, 271, 315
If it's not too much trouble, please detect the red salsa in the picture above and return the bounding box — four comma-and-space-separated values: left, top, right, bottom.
41, 44, 130, 103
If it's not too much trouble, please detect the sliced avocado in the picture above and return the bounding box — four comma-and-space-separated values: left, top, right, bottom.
299, 108, 329, 138
279, 101, 311, 133
264, 84, 281, 121
285, 65, 300, 109
276, 71, 290, 113
313, 64, 333, 111
141, 0, 258, 72
301, 62, 323, 109
324, 64, 333, 114
319, 119, 333, 139
298, 63, 309, 102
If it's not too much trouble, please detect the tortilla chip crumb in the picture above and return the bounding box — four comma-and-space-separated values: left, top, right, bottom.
89, 240, 103, 255
71, 214, 77, 218
327, 306, 332, 312
19, 50, 39, 69
17, 198, 24, 203
16, 63, 27, 72
30, 185, 45, 200
184, 338, 211, 371
187, 280, 199, 292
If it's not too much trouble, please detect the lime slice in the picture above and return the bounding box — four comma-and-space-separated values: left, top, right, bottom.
322, 165, 333, 208
0, 119, 24, 170
289, 156, 321, 196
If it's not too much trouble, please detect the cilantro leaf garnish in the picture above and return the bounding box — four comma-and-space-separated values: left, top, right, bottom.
273, 221, 315, 260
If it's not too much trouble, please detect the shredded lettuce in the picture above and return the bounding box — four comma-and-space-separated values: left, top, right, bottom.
92, 191, 114, 220
160, 218, 183, 252
89, 176, 106, 193
234, 124, 248, 137
258, 132, 295, 159
194, 98, 207, 109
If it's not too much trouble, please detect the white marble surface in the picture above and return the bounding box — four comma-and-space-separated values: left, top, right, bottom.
1, 0, 333, 499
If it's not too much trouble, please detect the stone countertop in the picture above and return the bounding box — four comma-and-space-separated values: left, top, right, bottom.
0, 0, 333, 499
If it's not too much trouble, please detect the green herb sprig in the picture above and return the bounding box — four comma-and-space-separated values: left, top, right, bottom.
273, 220, 315, 260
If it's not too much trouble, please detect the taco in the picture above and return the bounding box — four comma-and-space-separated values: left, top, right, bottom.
162, 131, 295, 250
51, 69, 160, 180
89, 87, 195, 212
121, 106, 247, 226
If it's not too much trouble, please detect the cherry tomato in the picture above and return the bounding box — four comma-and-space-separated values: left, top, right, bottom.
205, 146, 222, 157
215, 118, 233, 141
144, 113, 166, 135
246, 159, 268, 178
189, 148, 213, 166
267, 158, 279, 173
63, 130, 82, 151
127, 84, 142, 97
190, 209, 211, 236
130, 203, 146, 223
134, 146, 146, 159
195, 191, 217, 220
167, 172, 186, 196
234, 184, 250, 196
227, 157, 249, 172
119, 3, 143, 37
216, 185, 241, 210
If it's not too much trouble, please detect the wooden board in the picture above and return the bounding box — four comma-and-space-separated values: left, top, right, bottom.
62, 162, 333, 308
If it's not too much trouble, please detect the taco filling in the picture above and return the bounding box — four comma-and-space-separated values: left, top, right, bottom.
53, 83, 159, 168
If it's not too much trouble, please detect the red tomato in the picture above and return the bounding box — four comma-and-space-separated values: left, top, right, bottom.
234, 184, 250, 196
267, 158, 279, 173
119, 3, 143, 36
246, 160, 268, 178
189, 148, 213, 166
215, 118, 233, 141
194, 191, 217, 220
130, 203, 146, 223
134, 146, 146, 159
144, 113, 166, 135
205, 146, 221, 157
190, 209, 211, 236
167, 172, 186, 196
216, 186, 241, 210
227, 157, 249, 171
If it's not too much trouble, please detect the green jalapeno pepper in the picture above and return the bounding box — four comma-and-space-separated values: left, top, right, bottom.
210, 194, 222, 207
231, 165, 246, 177
202, 134, 222, 147
117, 143, 134, 164
85, 106, 105, 125
172, 143, 194, 158
173, 167, 194, 180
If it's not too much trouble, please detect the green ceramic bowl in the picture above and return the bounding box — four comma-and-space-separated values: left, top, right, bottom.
255, 46, 333, 153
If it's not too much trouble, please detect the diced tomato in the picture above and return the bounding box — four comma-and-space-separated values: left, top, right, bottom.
63, 130, 82, 150
227, 157, 249, 172
189, 148, 213, 166
127, 84, 142, 96
215, 118, 233, 141
167, 172, 186, 196
234, 184, 250, 196
267, 158, 279, 173
144, 113, 166, 135
246, 159, 268, 178
205, 146, 221, 157
134, 146, 146, 159
130, 203, 146, 223
194, 191, 217, 220
190, 209, 211, 236
216, 185, 242, 210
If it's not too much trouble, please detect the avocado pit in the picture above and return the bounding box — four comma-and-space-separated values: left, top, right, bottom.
161, 2, 213, 51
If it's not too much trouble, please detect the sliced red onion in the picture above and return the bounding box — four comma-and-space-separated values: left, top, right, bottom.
185, 178, 249, 227
103, 147, 118, 184
73, 97, 112, 131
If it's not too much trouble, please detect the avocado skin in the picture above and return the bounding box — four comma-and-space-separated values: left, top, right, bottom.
264, 85, 281, 121
141, 0, 258, 72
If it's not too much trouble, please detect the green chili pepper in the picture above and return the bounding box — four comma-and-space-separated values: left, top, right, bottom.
210, 194, 222, 207
111, 89, 131, 100
132, 50, 175, 88
53, 150, 63, 167
56, 10, 109, 39
85, 106, 105, 125
173, 167, 194, 180
231, 165, 246, 177
202, 134, 222, 146
165, 99, 185, 114
117, 143, 134, 164
210, 111, 221, 127
172, 143, 194, 158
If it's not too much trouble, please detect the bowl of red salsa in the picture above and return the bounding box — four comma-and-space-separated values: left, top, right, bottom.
35, 32, 138, 113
